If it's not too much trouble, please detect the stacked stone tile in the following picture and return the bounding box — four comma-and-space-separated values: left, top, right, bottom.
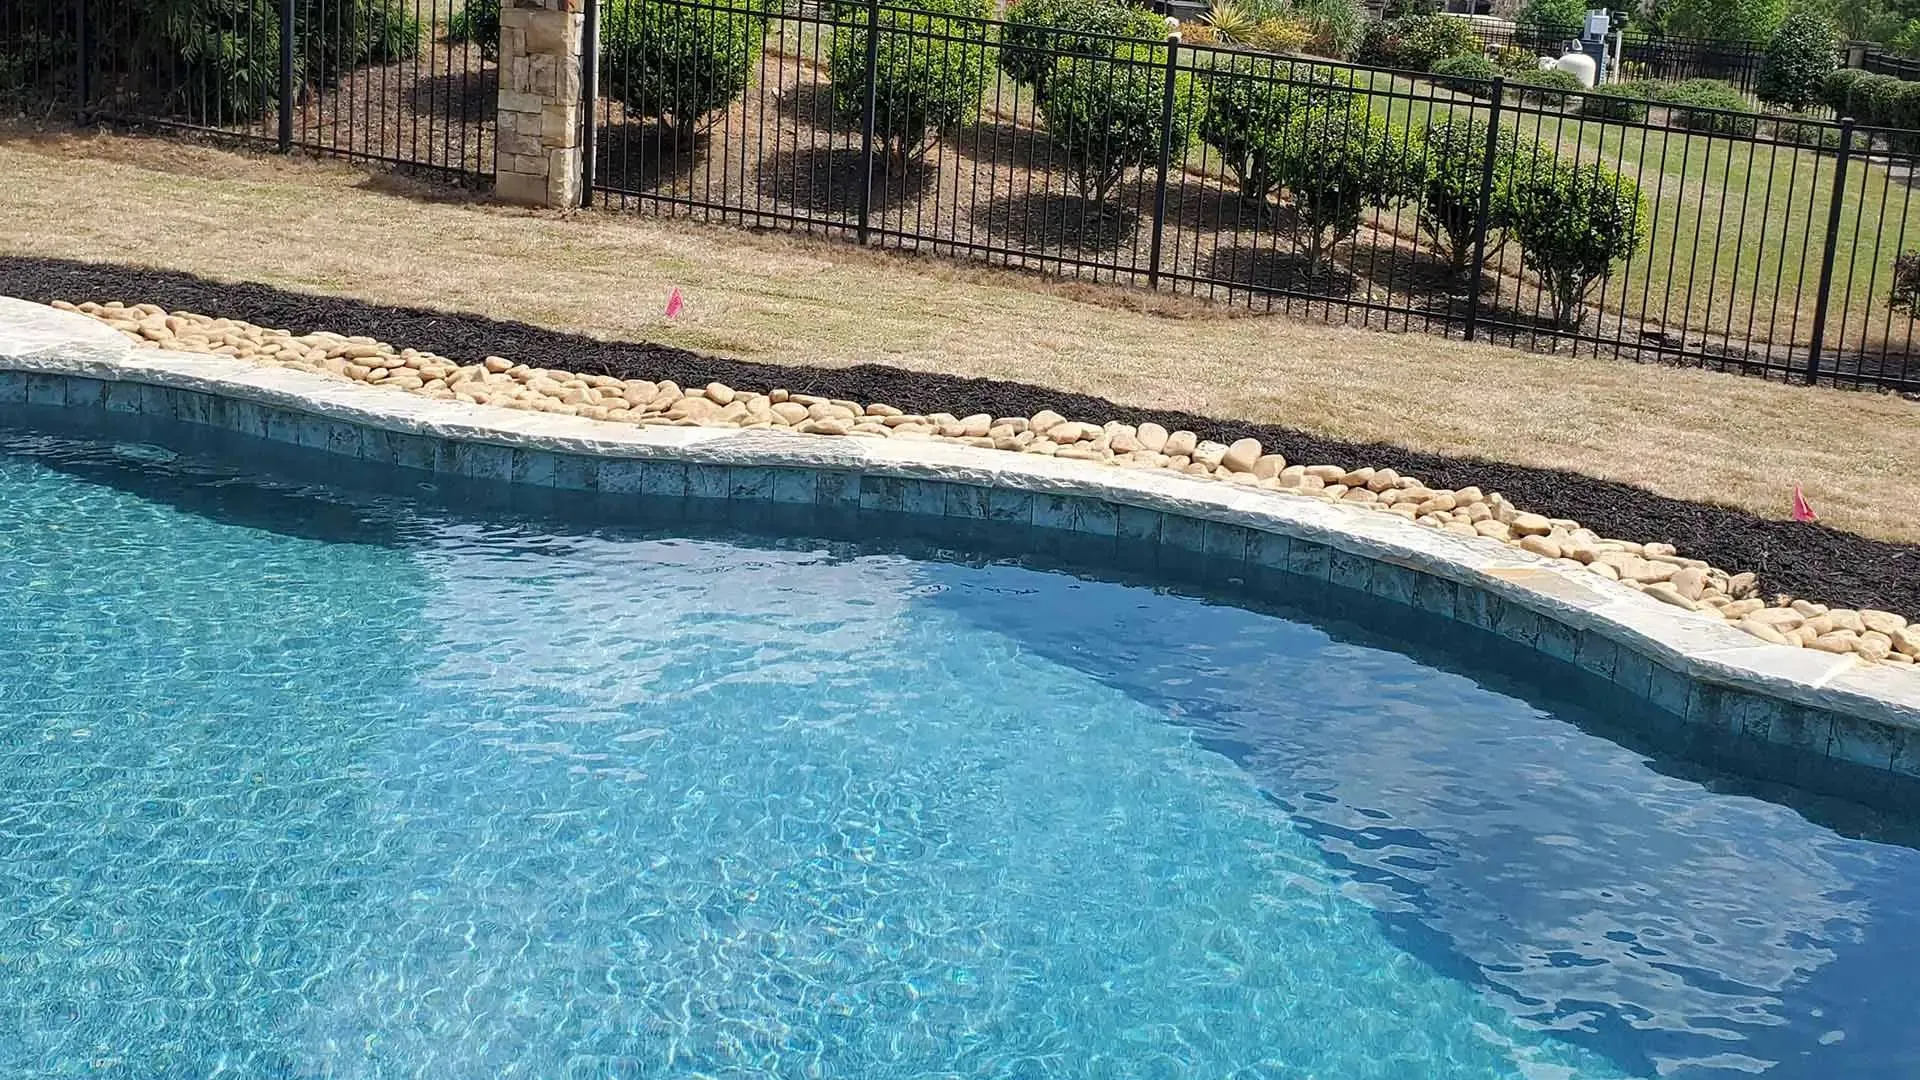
61, 300, 1920, 669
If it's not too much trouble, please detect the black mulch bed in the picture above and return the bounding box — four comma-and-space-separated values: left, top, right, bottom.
6, 255, 1917, 619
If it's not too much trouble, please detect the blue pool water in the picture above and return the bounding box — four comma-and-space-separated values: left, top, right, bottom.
5, 424, 1920, 1079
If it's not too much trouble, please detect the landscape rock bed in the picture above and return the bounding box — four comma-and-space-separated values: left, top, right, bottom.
47, 293, 1920, 671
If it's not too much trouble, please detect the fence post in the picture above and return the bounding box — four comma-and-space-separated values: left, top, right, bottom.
494, 0, 587, 207
856, 0, 882, 245
1462, 76, 1503, 343
1806, 116, 1855, 386
278, 0, 294, 152
1146, 32, 1181, 291
74, 0, 91, 120
579, 0, 598, 209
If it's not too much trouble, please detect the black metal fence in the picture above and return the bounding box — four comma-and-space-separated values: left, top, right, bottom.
1463, 23, 1772, 95
1860, 47, 1920, 81
588, 0, 1919, 391
0, 0, 495, 182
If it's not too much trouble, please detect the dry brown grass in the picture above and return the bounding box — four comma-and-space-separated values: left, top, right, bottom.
5, 128, 1918, 543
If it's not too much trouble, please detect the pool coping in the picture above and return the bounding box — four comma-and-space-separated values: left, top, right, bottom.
4, 296, 1918, 777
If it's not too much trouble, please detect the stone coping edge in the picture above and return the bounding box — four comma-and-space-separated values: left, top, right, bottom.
3, 296, 1916, 748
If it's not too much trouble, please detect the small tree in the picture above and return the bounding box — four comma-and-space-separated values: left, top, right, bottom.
1514, 0, 1586, 36
833, 0, 995, 164
600, 0, 769, 145
1270, 102, 1426, 276
1661, 0, 1788, 44
1041, 41, 1200, 207
1508, 160, 1647, 331
1000, 0, 1167, 93
1199, 56, 1351, 202
1757, 7, 1840, 113
1416, 117, 1526, 276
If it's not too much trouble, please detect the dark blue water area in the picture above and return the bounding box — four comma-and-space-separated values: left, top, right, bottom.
5, 407, 1920, 1079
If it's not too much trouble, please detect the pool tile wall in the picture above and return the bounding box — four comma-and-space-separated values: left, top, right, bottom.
4, 301, 1919, 810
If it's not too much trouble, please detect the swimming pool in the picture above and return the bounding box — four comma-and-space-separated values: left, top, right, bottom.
5, 423, 1920, 1079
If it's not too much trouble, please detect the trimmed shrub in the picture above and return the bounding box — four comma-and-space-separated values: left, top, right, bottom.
1270, 102, 1427, 275
1662, 78, 1757, 134
1578, 82, 1652, 121
447, 0, 501, 61
1820, 66, 1873, 114
1041, 40, 1203, 206
1508, 159, 1646, 331
1416, 116, 1527, 275
1757, 7, 1840, 113
1199, 54, 1353, 200
1511, 66, 1584, 107
1354, 13, 1479, 71
1493, 44, 1541, 76
833, 0, 995, 162
1430, 52, 1499, 96
1291, 0, 1366, 57
601, 0, 769, 144
1514, 0, 1586, 37
1767, 115, 1855, 148
1661, 0, 1788, 44
1001, 0, 1166, 92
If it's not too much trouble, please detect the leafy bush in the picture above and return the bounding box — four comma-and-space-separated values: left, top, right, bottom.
1430, 52, 1498, 95
1416, 116, 1527, 275
1820, 66, 1872, 114
1767, 115, 1855, 148
1514, 0, 1586, 36
1889, 251, 1920, 314
447, 0, 501, 61
298, 0, 423, 85
1291, 0, 1366, 57
833, 0, 994, 162
1042, 41, 1202, 205
1354, 13, 1479, 71
1270, 102, 1426, 275
1510, 66, 1585, 107
1757, 7, 1840, 112
1202, 0, 1262, 42
1578, 82, 1652, 120
1661, 78, 1757, 134
1493, 44, 1541, 76
1508, 160, 1646, 330
601, 0, 769, 144
1001, 0, 1167, 92
1246, 15, 1315, 52
1661, 0, 1788, 44
1198, 55, 1352, 200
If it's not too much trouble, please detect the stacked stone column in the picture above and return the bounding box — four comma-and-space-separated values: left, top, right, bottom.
495, 0, 585, 207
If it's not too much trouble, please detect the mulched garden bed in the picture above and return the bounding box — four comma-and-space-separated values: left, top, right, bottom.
6, 254, 1915, 618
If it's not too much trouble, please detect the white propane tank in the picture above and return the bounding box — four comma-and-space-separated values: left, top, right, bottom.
1554, 46, 1598, 87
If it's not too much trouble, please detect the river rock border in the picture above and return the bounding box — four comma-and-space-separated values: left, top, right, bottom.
4, 296, 1920, 805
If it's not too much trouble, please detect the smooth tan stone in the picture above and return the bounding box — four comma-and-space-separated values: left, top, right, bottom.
1509, 512, 1552, 536
1163, 430, 1199, 457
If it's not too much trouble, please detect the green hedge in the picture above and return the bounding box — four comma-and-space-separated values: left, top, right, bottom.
1354, 13, 1478, 71
1271, 101, 1426, 275
3, 0, 420, 121
832, 0, 996, 161
1509, 159, 1646, 331
1000, 0, 1167, 92
1429, 53, 1498, 96
1199, 55, 1353, 200
1578, 83, 1651, 121
1659, 78, 1758, 135
1041, 39, 1201, 205
601, 0, 770, 144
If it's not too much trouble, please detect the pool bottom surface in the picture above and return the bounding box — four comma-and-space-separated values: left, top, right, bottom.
4, 425, 1920, 1079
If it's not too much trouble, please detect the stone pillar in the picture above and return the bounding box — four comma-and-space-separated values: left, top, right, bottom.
495, 0, 585, 207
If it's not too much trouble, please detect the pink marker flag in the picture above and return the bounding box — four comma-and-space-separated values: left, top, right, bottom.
665, 287, 684, 319
1791, 485, 1818, 523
